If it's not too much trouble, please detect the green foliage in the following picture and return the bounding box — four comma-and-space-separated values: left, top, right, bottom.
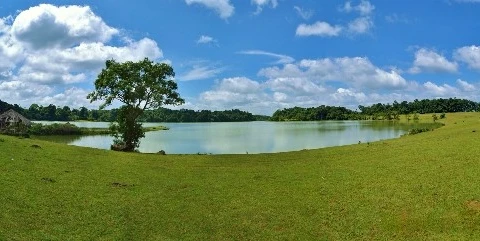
413, 113, 418, 120
271, 105, 360, 121
440, 113, 446, 119
87, 58, 184, 152
432, 113, 438, 122
408, 127, 432, 135
28, 123, 82, 135
109, 106, 145, 151
405, 113, 412, 121
140, 108, 260, 122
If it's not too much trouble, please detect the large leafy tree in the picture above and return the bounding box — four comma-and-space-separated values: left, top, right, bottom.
87, 58, 184, 151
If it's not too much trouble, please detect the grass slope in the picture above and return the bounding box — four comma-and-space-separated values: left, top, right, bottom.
1, 113, 480, 240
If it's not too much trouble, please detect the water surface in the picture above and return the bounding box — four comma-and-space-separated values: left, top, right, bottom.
34, 121, 436, 154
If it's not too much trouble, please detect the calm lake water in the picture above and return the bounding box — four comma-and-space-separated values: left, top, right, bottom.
34, 121, 438, 154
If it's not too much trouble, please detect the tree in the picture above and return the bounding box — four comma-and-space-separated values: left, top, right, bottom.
87, 58, 184, 151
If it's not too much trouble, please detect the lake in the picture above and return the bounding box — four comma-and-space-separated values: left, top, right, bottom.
34, 121, 438, 154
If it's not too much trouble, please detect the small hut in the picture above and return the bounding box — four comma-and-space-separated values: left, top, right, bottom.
0, 109, 31, 133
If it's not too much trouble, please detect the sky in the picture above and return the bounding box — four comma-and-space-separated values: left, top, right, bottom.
0, 0, 479, 115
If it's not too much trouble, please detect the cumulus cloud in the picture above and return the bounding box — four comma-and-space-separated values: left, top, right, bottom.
185, 0, 234, 19
454, 45, 480, 70
348, 17, 373, 34
238, 50, 295, 64
196, 35, 217, 44
0, 4, 163, 108
297, 1, 374, 38
267, 77, 325, 95
409, 48, 458, 73
456, 79, 476, 91
296, 21, 342, 37
259, 57, 408, 89
294, 6, 314, 20
423, 81, 458, 96
200, 77, 265, 104
38, 87, 96, 108
331, 88, 367, 104
12, 4, 118, 50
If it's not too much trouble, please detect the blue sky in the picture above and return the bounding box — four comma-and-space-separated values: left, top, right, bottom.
0, 0, 480, 114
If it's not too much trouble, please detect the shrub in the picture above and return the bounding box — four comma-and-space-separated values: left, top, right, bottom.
28, 123, 82, 135
408, 128, 432, 135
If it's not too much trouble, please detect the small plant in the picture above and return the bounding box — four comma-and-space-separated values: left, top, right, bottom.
405, 113, 412, 121
432, 114, 438, 122
413, 112, 420, 121
408, 128, 432, 135
440, 113, 446, 119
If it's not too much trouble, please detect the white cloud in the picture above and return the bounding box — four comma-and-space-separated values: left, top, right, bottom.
0, 4, 164, 108
340, 0, 375, 16
12, 4, 118, 50
185, 0, 234, 19
178, 65, 223, 81
296, 21, 342, 37
454, 45, 480, 70
267, 77, 326, 95
273, 92, 288, 102
196, 35, 217, 44
199, 77, 268, 109
409, 48, 458, 73
298, 1, 374, 38
423, 81, 458, 96
348, 17, 373, 34
252, 0, 278, 14
456, 79, 476, 91
331, 88, 367, 104
294, 6, 314, 20
238, 50, 295, 64
39, 87, 97, 108
259, 57, 408, 89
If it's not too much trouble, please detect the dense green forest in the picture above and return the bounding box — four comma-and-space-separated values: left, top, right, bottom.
272, 98, 479, 121
0, 100, 266, 122
1, 98, 479, 122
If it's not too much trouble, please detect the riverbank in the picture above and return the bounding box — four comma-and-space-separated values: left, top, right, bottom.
26, 123, 168, 136
1, 112, 479, 240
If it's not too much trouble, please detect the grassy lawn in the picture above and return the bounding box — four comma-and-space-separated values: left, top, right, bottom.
1, 112, 480, 240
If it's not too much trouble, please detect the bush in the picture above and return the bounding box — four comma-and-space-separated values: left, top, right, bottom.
28, 123, 82, 135
408, 128, 432, 135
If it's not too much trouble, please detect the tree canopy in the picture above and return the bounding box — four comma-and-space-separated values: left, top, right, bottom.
87, 58, 184, 151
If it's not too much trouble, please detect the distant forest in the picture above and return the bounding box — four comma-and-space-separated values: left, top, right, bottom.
0, 100, 268, 122
271, 98, 478, 121
1, 98, 478, 122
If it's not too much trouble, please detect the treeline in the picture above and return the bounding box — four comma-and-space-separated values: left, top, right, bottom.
139, 108, 259, 122
271, 106, 360, 121
358, 98, 478, 115
272, 98, 479, 121
2, 97, 479, 123
0, 100, 267, 122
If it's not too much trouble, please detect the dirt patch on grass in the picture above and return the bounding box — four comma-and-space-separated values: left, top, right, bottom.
465, 200, 480, 212
111, 182, 134, 188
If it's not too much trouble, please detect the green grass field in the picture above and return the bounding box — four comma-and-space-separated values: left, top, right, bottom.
1, 113, 480, 240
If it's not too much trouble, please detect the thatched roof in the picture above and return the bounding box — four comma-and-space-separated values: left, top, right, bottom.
0, 109, 31, 126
